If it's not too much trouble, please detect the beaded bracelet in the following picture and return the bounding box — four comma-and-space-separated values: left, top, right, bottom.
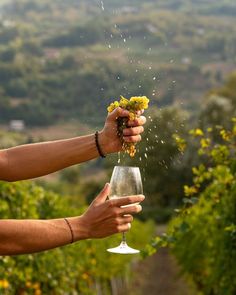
64, 218, 74, 244
95, 131, 106, 158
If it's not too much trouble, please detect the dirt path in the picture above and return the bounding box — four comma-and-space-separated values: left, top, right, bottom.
127, 226, 197, 295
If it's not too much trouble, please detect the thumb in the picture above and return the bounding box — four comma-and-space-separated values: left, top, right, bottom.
93, 183, 110, 205
108, 107, 129, 121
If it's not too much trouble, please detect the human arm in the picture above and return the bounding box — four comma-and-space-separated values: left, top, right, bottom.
0, 108, 146, 181
0, 184, 144, 255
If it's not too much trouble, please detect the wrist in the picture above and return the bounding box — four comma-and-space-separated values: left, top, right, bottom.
97, 131, 109, 155
99, 130, 120, 155
68, 216, 90, 241
95, 131, 106, 158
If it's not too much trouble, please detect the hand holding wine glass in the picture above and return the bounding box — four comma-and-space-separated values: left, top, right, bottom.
107, 166, 144, 254
77, 183, 144, 240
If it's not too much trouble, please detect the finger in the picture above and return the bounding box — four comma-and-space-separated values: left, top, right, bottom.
93, 183, 110, 205
123, 126, 144, 136
123, 135, 142, 143
120, 204, 142, 215
107, 107, 129, 121
115, 215, 133, 225
110, 195, 145, 207
127, 116, 147, 127
136, 110, 144, 116
117, 223, 131, 233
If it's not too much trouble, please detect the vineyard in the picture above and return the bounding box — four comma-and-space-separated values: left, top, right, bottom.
0, 0, 236, 294
0, 180, 154, 294
145, 120, 236, 295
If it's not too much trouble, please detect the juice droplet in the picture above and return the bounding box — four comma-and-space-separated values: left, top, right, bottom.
117, 152, 121, 164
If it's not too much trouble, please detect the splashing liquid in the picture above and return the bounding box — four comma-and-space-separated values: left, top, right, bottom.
117, 152, 121, 164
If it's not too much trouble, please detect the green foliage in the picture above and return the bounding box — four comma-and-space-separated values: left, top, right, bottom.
1, 0, 236, 126
43, 19, 111, 48
0, 27, 18, 44
129, 107, 189, 218
0, 130, 27, 149
0, 47, 16, 62
200, 72, 236, 133
0, 181, 154, 294
0, 63, 23, 83
144, 120, 236, 295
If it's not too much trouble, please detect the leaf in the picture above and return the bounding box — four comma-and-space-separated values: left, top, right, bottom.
179, 221, 190, 233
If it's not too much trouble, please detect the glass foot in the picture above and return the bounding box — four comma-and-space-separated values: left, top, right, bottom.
107, 241, 140, 254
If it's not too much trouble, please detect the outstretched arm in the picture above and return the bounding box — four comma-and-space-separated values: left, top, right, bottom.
0, 134, 104, 181
0, 184, 144, 255
0, 108, 146, 181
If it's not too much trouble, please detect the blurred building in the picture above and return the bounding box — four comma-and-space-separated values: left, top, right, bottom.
9, 120, 25, 132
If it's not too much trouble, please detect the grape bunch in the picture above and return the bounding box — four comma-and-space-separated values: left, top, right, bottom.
107, 96, 149, 157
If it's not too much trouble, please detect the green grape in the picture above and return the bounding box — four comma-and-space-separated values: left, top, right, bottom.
107, 96, 149, 157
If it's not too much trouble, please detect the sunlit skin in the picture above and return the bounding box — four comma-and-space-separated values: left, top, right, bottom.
0, 107, 146, 255
0, 108, 146, 181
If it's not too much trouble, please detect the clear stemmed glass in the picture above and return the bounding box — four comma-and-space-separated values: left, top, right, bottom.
107, 166, 143, 254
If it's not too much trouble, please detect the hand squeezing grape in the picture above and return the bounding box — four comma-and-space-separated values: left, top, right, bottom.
107, 96, 149, 157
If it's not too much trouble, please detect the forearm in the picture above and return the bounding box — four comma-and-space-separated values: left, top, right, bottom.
0, 134, 102, 181
0, 191, 144, 255
0, 108, 146, 182
0, 217, 87, 255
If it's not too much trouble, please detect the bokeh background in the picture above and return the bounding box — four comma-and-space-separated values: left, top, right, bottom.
0, 0, 235, 294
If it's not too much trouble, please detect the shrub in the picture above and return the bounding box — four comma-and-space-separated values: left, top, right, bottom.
144, 118, 236, 295
0, 181, 154, 294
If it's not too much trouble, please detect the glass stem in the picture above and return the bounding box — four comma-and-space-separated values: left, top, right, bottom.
122, 232, 126, 244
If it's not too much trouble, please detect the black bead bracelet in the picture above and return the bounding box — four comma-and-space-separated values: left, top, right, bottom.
95, 131, 106, 158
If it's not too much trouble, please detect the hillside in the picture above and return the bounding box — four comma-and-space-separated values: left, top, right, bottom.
0, 0, 236, 126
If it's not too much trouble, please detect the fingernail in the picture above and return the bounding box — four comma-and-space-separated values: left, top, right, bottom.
104, 183, 110, 191
140, 195, 145, 201
136, 205, 142, 212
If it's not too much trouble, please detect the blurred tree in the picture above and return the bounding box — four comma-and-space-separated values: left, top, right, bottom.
22, 41, 43, 56
59, 166, 80, 184
5, 79, 28, 97
0, 47, 16, 62
0, 27, 18, 44
200, 72, 236, 133
0, 63, 23, 83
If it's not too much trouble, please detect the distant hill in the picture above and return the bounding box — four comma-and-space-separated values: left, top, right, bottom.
0, 0, 235, 126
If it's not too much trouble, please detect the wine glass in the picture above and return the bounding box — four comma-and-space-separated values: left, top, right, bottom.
107, 166, 143, 254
